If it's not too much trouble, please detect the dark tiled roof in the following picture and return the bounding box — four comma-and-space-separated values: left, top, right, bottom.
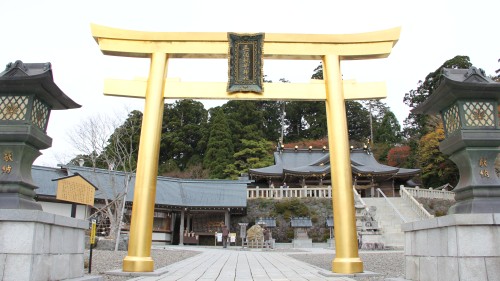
290, 217, 312, 228
249, 148, 420, 178
413, 67, 500, 115
0, 60, 80, 110
255, 217, 276, 227
33, 165, 250, 209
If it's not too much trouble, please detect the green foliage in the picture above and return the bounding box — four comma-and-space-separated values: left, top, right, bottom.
257, 100, 282, 141
203, 108, 234, 179
374, 111, 401, 145
224, 139, 275, 179
416, 197, 455, 217
274, 198, 310, 217
160, 100, 208, 172
403, 55, 472, 140
417, 125, 459, 187
345, 101, 371, 142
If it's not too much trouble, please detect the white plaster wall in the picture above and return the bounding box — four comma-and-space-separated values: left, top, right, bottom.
40, 201, 88, 219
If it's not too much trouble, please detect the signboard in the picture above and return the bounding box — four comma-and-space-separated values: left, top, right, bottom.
55, 173, 96, 206
90, 220, 97, 244
229, 233, 236, 243
227, 32, 264, 93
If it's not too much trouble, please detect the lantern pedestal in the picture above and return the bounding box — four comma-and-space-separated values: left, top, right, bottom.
0, 61, 89, 281
414, 67, 500, 214
0, 133, 50, 210
446, 147, 500, 214
406, 67, 500, 281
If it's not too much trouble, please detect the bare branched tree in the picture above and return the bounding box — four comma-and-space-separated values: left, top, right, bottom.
68, 110, 140, 251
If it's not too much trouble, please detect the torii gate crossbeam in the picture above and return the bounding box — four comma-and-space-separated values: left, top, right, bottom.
91, 24, 400, 274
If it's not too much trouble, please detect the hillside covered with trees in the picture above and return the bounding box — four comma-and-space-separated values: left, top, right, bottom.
69, 58, 499, 188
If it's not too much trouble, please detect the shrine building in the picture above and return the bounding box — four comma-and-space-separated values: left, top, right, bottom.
249, 146, 420, 197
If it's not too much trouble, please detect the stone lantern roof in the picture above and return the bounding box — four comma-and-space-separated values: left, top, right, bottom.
0, 60, 80, 110
413, 67, 500, 115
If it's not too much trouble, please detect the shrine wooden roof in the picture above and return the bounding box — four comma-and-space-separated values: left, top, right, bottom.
33, 165, 250, 210
249, 148, 420, 179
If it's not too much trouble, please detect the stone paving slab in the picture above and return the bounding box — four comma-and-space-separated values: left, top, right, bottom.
122, 247, 355, 281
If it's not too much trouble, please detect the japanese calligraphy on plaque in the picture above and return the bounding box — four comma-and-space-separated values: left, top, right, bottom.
227, 32, 264, 93
479, 157, 490, 178
54, 173, 97, 206
1, 151, 13, 174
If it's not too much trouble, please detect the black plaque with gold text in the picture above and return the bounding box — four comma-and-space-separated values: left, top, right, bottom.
227, 33, 264, 93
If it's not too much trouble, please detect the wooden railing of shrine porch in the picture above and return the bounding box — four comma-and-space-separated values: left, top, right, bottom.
247, 185, 332, 199
247, 185, 456, 200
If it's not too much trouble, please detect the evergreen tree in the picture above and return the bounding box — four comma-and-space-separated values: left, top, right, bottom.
159, 100, 208, 173
373, 111, 402, 163
345, 101, 371, 142
374, 111, 401, 145
402, 55, 472, 182
403, 55, 472, 139
309, 63, 370, 143
257, 100, 282, 141
224, 139, 275, 179
204, 108, 234, 179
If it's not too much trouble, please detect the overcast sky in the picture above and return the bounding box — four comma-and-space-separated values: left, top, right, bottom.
1, 0, 498, 167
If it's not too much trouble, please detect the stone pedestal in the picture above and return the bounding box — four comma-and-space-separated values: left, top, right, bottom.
402, 214, 500, 281
292, 238, 313, 248
327, 238, 336, 249
360, 232, 384, 250
0, 209, 94, 281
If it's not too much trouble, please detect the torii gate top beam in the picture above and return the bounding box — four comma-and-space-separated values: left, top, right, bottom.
91, 24, 401, 101
91, 24, 400, 60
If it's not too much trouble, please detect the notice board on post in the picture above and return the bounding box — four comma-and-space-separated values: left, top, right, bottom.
54, 173, 97, 206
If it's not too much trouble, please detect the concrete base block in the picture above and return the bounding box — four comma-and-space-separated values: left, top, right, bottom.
327, 238, 336, 249
0, 209, 89, 281
292, 239, 312, 248
360, 232, 384, 250
402, 213, 500, 281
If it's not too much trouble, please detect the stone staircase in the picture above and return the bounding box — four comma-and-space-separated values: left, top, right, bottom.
362, 197, 423, 249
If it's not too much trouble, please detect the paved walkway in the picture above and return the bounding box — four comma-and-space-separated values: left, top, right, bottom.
115, 246, 357, 281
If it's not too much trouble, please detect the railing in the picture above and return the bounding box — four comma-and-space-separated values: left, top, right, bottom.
400, 186, 434, 220
376, 188, 407, 223
247, 185, 332, 199
403, 186, 455, 200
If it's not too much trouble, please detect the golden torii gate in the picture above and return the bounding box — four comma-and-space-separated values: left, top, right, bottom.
91, 24, 400, 274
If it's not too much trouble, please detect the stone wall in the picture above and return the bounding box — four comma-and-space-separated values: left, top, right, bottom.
0, 210, 88, 281
402, 213, 500, 281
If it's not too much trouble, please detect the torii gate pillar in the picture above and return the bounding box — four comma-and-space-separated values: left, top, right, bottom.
91, 24, 400, 274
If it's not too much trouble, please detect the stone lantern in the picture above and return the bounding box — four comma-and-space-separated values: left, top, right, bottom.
0, 60, 80, 210
413, 67, 500, 213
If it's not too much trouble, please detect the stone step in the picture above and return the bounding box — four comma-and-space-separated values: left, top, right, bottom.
360, 197, 424, 249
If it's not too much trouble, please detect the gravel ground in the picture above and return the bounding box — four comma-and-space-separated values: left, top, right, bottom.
288, 251, 405, 280
85, 249, 200, 281
84, 249, 405, 281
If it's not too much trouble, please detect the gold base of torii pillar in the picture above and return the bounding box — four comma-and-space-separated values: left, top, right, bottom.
91, 24, 400, 274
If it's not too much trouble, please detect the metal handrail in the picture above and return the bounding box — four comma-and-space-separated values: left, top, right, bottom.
400, 186, 434, 219
376, 188, 407, 223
